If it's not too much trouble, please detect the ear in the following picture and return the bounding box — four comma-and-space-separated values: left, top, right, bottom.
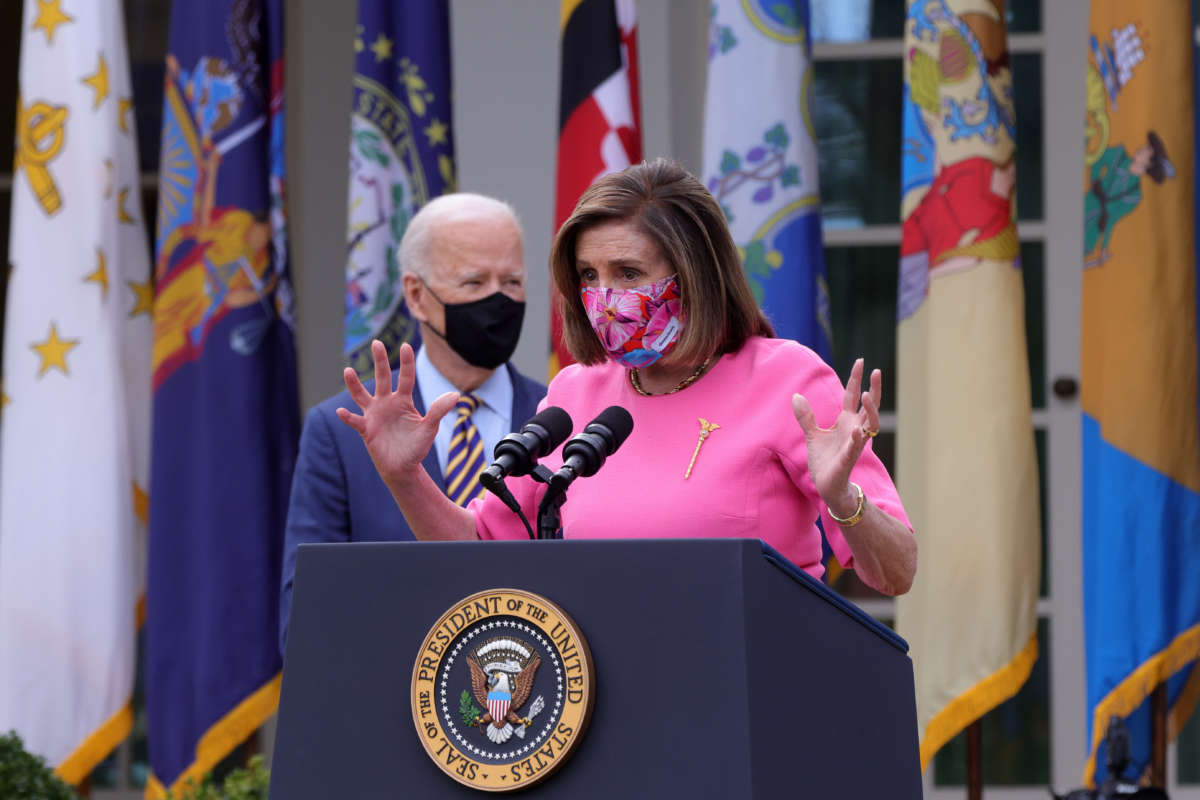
402, 273, 428, 323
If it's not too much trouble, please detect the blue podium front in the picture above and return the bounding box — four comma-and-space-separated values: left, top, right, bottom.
271, 539, 921, 798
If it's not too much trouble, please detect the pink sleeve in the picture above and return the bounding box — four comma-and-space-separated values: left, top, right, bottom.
471, 471, 547, 540
469, 392, 554, 541
771, 344, 911, 569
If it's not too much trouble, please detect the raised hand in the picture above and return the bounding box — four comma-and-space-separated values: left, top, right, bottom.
790, 358, 881, 516
336, 340, 458, 488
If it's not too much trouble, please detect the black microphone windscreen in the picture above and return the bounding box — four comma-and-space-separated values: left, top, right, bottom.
591, 405, 634, 450
526, 406, 573, 451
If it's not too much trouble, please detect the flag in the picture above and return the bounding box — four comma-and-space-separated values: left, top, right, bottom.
0, 0, 150, 784
551, 0, 642, 377
145, 0, 298, 794
344, 0, 455, 376
701, 0, 832, 361
702, 0, 837, 584
1081, 3, 1200, 784
893, 0, 1041, 771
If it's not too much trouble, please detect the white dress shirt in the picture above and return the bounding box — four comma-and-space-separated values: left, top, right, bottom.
414, 346, 514, 479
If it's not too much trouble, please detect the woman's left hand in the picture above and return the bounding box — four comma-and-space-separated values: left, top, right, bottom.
791, 358, 880, 518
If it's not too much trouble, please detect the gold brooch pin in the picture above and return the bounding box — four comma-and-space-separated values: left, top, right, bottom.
684, 418, 720, 479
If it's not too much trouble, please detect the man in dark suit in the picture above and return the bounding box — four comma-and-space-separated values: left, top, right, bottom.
279, 193, 546, 651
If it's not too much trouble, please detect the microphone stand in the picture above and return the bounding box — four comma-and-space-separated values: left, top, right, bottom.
491, 480, 535, 540
530, 465, 565, 540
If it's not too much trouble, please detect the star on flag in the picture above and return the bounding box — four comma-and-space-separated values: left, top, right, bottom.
425, 118, 449, 146
118, 98, 133, 133
84, 248, 109, 297
33, 0, 73, 45
30, 321, 80, 377
369, 32, 393, 63
117, 187, 137, 224
82, 52, 110, 109
128, 278, 154, 318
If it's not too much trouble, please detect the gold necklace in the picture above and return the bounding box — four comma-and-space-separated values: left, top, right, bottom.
629, 357, 713, 397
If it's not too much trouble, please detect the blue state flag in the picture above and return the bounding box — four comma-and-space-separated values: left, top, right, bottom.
344, 0, 456, 376
146, 0, 298, 794
701, 0, 832, 360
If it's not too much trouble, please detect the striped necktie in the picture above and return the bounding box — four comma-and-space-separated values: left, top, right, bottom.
444, 394, 487, 507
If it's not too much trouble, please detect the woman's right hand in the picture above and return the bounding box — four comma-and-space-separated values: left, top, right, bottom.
336, 340, 458, 489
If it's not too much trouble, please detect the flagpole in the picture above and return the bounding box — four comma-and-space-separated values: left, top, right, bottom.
966, 720, 982, 800
1150, 683, 1167, 786
244, 730, 261, 762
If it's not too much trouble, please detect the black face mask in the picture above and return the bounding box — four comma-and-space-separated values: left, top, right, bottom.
423, 286, 525, 370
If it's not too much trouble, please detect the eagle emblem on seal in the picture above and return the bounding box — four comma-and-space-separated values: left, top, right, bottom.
465, 637, 543, 744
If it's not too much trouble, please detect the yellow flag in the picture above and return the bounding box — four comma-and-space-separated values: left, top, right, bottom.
894, 0, 1041, 771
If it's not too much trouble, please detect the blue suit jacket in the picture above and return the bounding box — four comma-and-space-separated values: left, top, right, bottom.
279, 362, 545, 651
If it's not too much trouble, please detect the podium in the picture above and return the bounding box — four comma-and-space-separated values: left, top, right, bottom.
271, 539, 921, 798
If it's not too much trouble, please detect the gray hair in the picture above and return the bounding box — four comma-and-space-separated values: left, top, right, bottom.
399, 192, 523, 280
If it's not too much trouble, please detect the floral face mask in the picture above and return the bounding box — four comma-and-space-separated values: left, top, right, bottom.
580, 275, 685, 368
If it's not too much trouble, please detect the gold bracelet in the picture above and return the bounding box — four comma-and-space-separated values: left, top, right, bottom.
828, 482, 866, 527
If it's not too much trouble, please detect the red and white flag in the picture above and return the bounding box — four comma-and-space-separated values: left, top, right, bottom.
550, 0, 642, 377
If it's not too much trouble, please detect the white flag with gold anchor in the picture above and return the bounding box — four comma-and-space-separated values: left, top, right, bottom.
0, 0, 152, 784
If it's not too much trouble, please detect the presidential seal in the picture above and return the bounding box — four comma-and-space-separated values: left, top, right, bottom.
411, 589, 595, 792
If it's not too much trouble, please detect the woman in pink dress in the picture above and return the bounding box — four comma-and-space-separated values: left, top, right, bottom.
338, 159, 917, 596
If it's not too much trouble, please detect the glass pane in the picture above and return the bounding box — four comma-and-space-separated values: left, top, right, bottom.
1013, 54, 1044, 222
824, 245, 898, 413
1006, 0, 1041, 35
815, 59, 903, 227
0, 1, 19, 172
1023, 241, 1045, 408
124, 0, 169, 172
816, 51, 1042, 228
142, 188, 158, 256
1179, 687, 1200, 784
128, 629, 149, 789
811, 0, 904, 41
1035, 429, 1047, 597
934, 617, 1051, 785
811, 0, 1040, 43
1, 1, 17, 363
89, 750, 120, 789
1, 191, 10, 360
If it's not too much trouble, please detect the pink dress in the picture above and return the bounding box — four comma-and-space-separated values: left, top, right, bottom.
472, 337, 910, 579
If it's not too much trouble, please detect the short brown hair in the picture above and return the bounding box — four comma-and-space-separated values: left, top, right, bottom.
550, 158, 774, 366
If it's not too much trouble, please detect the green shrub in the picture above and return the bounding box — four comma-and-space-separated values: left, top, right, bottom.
0, 730, 75, 800
0, 731, 270, 800
163, 755, 270, 800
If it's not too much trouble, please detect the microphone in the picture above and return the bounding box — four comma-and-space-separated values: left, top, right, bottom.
479, 406, 573, 492
547, 406, 634, 494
